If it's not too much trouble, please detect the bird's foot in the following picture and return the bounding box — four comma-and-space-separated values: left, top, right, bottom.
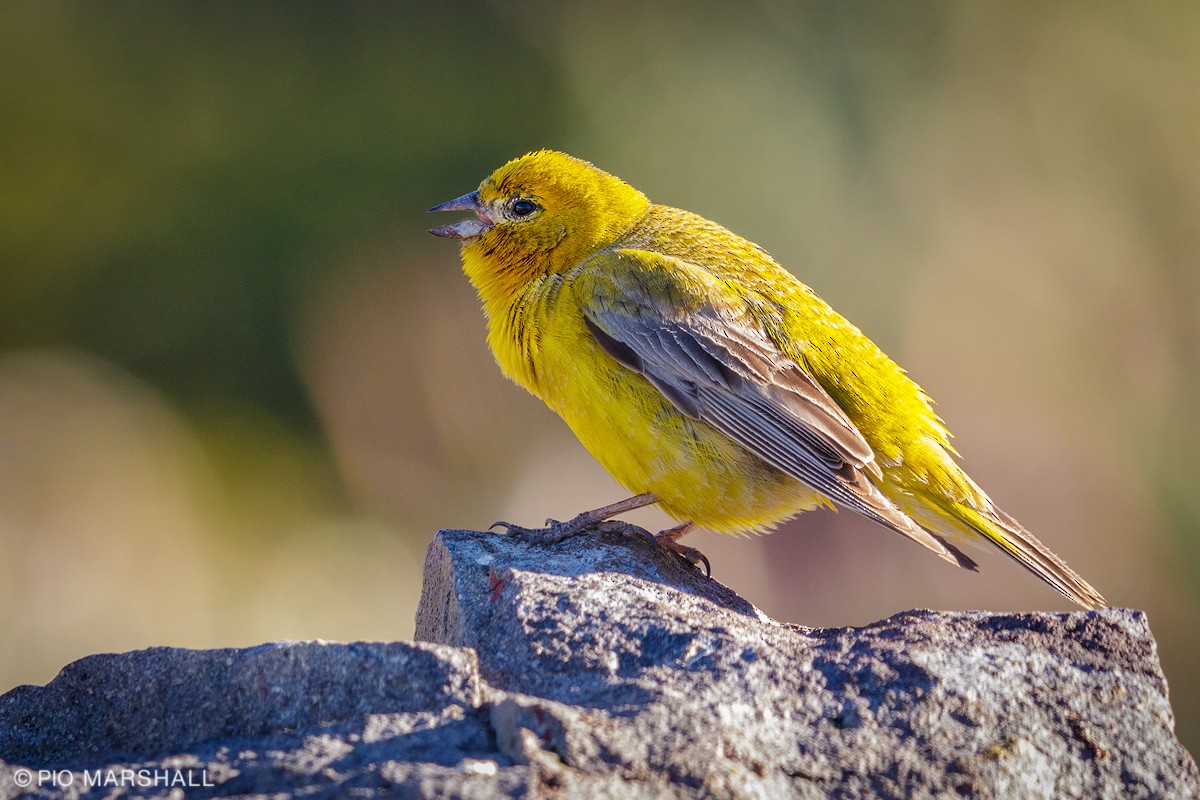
489, 509, 632, 546
489, 493, 661, 546
655, 537, 711, 577
488, 494, 710, 577
654, 522, 711, 577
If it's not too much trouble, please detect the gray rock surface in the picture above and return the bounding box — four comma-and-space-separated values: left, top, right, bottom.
1, 527, 1196, 799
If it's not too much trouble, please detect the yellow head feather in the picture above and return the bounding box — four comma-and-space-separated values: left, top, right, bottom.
465, 151, 650, 297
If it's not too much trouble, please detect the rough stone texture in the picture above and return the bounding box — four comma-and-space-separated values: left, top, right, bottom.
415, 529, 1198, 799
0, 641, 479, 768
1, 527, 1196, 799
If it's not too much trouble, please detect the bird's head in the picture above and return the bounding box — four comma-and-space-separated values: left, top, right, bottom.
429, 151, 650, 287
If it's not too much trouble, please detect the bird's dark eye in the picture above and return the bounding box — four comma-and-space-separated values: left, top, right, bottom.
509, 198, 538, 217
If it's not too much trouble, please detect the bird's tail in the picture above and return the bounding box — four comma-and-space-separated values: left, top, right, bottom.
914, 493, 1107, 610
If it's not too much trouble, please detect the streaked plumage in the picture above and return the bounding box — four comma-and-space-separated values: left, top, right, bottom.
429, 150, 1105, 609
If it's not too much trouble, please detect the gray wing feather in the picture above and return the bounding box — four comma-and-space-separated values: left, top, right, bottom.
583, 286, 977, 570
587, 313, 885, 521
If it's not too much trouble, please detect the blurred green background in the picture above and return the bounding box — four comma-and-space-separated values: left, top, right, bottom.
2, 2, 1197, 753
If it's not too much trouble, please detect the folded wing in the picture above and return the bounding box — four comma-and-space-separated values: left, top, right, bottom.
582, 249, 977, 570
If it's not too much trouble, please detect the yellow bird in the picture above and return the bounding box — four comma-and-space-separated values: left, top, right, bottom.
429, 150, 1105, 609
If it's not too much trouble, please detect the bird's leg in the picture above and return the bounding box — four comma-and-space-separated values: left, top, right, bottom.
654, 522, 711, 577
491, 492, 660, 545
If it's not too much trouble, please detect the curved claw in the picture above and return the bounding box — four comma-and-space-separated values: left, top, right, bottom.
671, 544, 711, 577
490, 521, 544, 537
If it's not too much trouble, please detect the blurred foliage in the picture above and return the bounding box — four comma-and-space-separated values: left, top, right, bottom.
1, 1, 1198, 755
0, 2, 567, 423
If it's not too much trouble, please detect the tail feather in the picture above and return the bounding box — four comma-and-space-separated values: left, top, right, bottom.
857, 481, 980, 572
951, 502, 1106, 610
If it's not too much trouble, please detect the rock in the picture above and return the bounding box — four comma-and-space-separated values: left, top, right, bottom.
0, 641, 507, 799
0, 641, 479, 768
416, 528, 1199, 799
1, 527, 1196, 799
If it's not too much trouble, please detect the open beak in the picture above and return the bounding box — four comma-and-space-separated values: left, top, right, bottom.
427, 190, 495, 240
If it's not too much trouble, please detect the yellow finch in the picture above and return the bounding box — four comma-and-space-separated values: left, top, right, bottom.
429, 150, 1104, 609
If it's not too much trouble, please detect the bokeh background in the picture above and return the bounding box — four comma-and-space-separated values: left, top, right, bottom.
2, 2, 1197, 753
